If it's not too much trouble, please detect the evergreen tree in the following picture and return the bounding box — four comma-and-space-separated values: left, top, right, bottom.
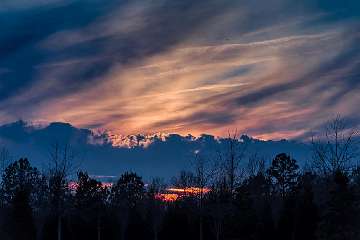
1, 158, 43, 205
111, 172, 144, 208
1, 158, 41, 240
267, 153, 299, 199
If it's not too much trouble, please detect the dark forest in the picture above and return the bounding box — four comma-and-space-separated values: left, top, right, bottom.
0, 117, 359, 240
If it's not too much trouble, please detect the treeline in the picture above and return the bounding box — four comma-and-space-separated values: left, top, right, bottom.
0, 117, 359, 240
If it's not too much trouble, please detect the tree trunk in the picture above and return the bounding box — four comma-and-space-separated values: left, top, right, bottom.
199, 216, 203, 240
216, 225, 220, 240
120, 222, 126, 240
57, 215, 62, 240
154, 229, 158, 240
214, 220, 221, 240
97, 215, 101, 240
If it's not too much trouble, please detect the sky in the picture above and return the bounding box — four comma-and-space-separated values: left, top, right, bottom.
0, 0, 359, 139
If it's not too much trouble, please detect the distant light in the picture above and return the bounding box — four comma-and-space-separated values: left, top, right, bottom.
155, 193, 179, 202
167, 187, 210, 194
68, 181, 113, 191
155, 187, 211, 202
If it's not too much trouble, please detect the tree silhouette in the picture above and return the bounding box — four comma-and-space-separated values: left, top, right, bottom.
111, 172, 145, 240
111, 172, 144, 208
207, 177, 231, 240
8, 188, 37, 240
256, 199, 275, 240
74, 172, 108, 240
146, 178, 166, 240
268, 153, 299, 199
1, 158, 43, 206
0, 147, 11, 176
193, 154, 211, 240
293, 172, 318, 240
1, 158, 41, 240
0, 117, 359, 240
277, 195, 296, 240
312, 116, 359, 174
217, 132, 247, 196
171, 170, 196, 196
318, 170, 358, 240
46, 142, 78, 240
242, 171, 275, 240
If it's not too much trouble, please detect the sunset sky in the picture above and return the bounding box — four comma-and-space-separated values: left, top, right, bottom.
0, 0, 359, 139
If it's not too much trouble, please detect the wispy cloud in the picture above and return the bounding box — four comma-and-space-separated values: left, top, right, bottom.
0, 0, 359, 139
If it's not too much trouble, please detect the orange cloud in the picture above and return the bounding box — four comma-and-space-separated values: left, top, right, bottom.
1, 1, 359, 140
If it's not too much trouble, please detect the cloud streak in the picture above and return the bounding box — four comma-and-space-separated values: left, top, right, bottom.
0, 0, 359, 139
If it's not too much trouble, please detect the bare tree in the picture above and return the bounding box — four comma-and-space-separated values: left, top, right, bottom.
147, 178, 166, 240
192, 153, 212, 240
216, 130, 247, 196
0, 147, 11, 210
208, 177, 231, 240
207, 130, 248, 240
47, 142, 78, 240
246, 153, 266, 178
0, 147, 11, 176
171, 170, 196, 196
312, 116, 359, 175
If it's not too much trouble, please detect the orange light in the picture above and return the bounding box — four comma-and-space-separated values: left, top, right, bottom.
154, 187, 211, 202
155, 193, 179, 202
167, 187, 211, 194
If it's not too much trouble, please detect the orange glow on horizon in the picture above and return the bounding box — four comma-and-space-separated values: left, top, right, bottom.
155, 187, 211, 202
68, 183, 210, 202
166, 187, 211, 194
155, 193, 179, 202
